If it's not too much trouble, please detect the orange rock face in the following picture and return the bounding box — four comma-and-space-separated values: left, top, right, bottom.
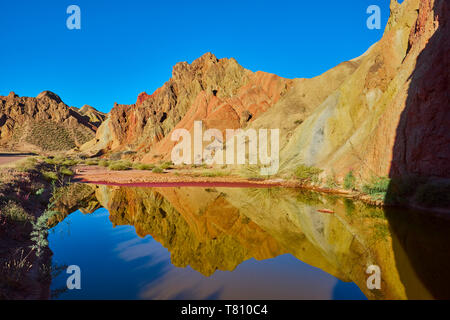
87, 53, 291, 161
389, 0, 450, 178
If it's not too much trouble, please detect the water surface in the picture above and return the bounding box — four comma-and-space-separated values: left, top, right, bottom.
48, 184, 450, 300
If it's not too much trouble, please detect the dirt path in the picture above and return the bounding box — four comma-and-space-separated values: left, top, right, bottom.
73, 165, 299, 188
0, 153, 35, 166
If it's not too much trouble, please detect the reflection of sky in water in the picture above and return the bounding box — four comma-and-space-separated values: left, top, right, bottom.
49, 209, 366, 300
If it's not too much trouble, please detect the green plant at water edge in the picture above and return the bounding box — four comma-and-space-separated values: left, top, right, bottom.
152, 166, 164, 173
362, 176, 390, 200
30, 185, 62, 257
294, 164, 323, 184
160, 161, 173, 170
344, 199, 356, 217
344, 171, 356, 190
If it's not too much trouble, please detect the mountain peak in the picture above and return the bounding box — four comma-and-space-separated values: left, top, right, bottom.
36, 90, 63, 104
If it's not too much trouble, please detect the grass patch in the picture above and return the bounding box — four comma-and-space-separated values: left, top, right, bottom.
362, 176, 390, 200
16, 158, 38, 172
84, 159, 99, 166
0, 201, 33, 223
200, 170, 227, 177
160, 161, 173, 170
294, 164, 323, 184
108, 161, 131, 171
26, 121, 76, 151
152, 166, 164, 173
41, 171, 59, 182
133, 163, 155, 170
59, 167, 74, 176
61, 159, 79, 166
98, 159, 110, 167
344, 171, 356, 190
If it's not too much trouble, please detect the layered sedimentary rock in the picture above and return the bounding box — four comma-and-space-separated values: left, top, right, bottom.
275, 0, 449, 181
0, 91, 104, 152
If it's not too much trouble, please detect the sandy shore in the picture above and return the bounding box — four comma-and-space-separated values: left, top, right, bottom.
73, 165, 302, 188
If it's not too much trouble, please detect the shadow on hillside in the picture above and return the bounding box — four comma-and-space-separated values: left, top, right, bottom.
384, 0, 450, 299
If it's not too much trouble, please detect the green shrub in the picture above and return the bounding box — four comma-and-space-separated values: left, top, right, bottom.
362, 176, 390, 200
133, 163, 154, 170
152, 166, 164, 173
59, 167, 74, 176
62, 159, 79, 166
160, 161, 173, 170
98, 159, 110, 167
84, 159, 99, 166
108, 161, 131, 171
344, 171, 356, 190
42, 171, 58, 182
294, 164, 323, 183
201, 170, 227, 177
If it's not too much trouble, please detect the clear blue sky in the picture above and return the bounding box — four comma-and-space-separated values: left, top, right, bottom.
0, 0, 392, 113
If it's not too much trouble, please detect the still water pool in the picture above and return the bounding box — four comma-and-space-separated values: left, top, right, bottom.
48, 184, 450, 299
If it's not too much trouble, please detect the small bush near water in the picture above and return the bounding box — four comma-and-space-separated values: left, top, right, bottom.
344, 171, 356, 190
362, 176, 390, 200
152, 166, 164, 173
133, 163, 154, 170
294, 165, 323, 184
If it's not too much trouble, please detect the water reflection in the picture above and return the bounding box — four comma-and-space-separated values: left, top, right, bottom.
49, 184, 450, 299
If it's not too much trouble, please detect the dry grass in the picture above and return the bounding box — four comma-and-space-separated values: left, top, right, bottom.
26, 121, 76, 151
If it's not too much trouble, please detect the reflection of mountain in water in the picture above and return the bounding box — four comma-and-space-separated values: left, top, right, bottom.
58, 184, 450, 300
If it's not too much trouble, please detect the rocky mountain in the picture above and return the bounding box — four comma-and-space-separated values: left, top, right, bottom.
0, 91, 104, 153
82, 0, 448, 184
81, 52, 292, 160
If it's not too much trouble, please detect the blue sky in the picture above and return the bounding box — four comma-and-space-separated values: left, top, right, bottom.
0, 0, 391, 113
